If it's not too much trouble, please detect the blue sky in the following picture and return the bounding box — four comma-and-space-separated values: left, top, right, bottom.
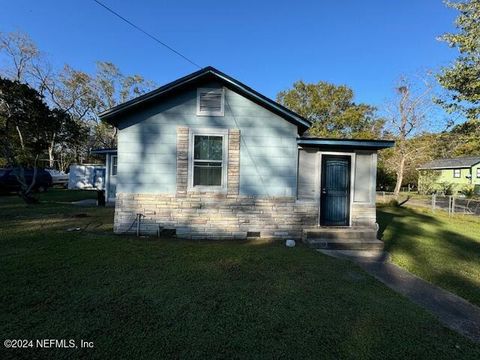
1, 0, 458, 111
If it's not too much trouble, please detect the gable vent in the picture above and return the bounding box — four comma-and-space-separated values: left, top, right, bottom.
197, 88, 224, 116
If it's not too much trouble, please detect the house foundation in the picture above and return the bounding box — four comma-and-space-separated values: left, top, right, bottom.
114, 193, 377, 240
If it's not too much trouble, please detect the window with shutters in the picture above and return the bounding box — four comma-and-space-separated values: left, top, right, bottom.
188, 128, 228, 190
453, 169, 461, 178
197, 88, 224, 116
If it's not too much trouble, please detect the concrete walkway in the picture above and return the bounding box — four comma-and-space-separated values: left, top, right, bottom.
71, 199, 97, 206
319, 250, 480, 343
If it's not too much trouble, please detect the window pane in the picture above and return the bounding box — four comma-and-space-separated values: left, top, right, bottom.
194, 163, 222, 186
209, 137, 222, 160
194, 136, 209, 160
194, 135, 222, 160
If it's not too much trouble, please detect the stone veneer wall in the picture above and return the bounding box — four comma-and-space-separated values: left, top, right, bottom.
114, 193, 319, 239
114, 126, 376, 239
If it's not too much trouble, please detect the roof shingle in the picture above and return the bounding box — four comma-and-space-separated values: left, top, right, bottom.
418, 156, 480, 169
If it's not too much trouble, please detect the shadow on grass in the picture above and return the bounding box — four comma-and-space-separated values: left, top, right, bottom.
2, 198, 480, 358
377, 205, 480, 307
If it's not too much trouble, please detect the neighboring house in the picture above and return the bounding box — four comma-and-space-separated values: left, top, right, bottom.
98, 66, 394, 247
418, 156, 480, 194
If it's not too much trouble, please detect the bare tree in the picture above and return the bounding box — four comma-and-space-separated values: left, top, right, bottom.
384, 75, 435, 197
92, 61, 156, 148
0, 31, 157, 168
30, 64, 96, 166
0, 31, 39, 82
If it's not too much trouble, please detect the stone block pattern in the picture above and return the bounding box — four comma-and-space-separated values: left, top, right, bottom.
176, 126, 189, 197
114, 193, 320, 240
227, 129, 240, 196
351, 203, 377, 227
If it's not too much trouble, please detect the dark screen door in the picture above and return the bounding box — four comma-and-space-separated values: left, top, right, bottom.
320, 155, 351, 226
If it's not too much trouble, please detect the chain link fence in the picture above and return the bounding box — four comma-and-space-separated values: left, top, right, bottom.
376, 192, 480, 216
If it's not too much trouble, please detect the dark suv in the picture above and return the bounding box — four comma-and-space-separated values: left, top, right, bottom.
0, 168, 53, 193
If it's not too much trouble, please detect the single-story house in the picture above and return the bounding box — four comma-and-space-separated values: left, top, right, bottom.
418, 156, 480, 194
98, 66, 394, 248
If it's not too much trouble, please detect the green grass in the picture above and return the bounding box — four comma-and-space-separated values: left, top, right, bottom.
378, 205, 480, 308
1, 191, 480, 359
38, 188, 98, 202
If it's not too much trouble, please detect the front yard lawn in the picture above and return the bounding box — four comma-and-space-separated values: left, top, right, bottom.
1, 191, 479, 359
378, 206, 480, 308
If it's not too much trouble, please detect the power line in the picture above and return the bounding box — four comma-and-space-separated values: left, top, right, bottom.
92, 0, 202, 69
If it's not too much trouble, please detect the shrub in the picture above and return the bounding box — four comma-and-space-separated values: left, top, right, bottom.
438, 182, 456, 195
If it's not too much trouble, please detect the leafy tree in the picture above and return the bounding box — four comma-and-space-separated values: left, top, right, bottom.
92, 61, 156, 148
379, 133, 438, 192
277, 80, 384, 138
43, 109, 89, 168
0, 77, 88, 201
437, 0, 480, 120
0, 77, 50, 202
418, 170, 442, 194
435, 119, 480, 156
32, 64, 97, 165
0, 31, 157, 167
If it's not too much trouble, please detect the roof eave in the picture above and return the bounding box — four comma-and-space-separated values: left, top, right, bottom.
418, 165, 471, 170
99, 67, 311, 132
90, 148, 118, 155
297, 138, 395, 150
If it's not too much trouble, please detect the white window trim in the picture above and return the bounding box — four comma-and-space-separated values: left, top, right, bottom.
453, 168, 461, 178
188, 128, 228, 192
196, 88, 225, 116
476, 168, 480, 178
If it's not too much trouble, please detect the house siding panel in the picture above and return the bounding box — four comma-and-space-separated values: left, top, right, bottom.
116, 82, 298, 197
354, 151, 376, 204
297, 148, 318, 200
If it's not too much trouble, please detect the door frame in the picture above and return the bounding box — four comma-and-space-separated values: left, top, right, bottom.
106, 154, 117, 202
318, 152, 355, 227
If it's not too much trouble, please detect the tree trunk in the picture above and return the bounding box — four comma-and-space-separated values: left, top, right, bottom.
394, 155, 405, 197
16, 125, 25, 150
13, 163, 39, 204
47, 133, 56, 168
48, 144, 54, 168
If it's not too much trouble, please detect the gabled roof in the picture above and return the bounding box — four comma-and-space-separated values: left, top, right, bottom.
297, 137, 395, 150
99, 66, 311, 132
418, 156, 480, 170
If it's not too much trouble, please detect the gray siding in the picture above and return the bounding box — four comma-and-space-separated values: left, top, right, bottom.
116, 82, 298, 196
353, 151, 376, 204
297, 148, 318, 200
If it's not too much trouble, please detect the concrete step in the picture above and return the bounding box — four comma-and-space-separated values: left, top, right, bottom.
304, 228, 377, 241
306, 238, 384, 250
